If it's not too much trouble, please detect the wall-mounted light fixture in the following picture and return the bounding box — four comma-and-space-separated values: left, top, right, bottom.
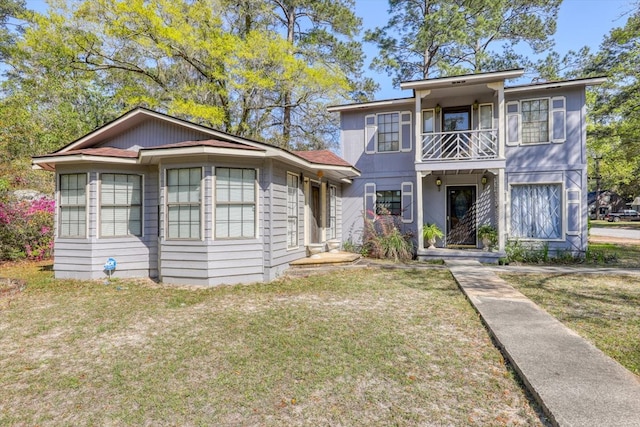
317, 170, 324, 179
434, 104, 441, 114
435, 177, 442, 191
472, 100, 479, 110
481, 175, 488, 190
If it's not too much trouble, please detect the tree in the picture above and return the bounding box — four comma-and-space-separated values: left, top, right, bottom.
365, 0, 561, 85
13, 0, 371, 150
583, 6, 640, 199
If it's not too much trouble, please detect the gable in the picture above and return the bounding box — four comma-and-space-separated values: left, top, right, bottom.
96, 117, 213, 151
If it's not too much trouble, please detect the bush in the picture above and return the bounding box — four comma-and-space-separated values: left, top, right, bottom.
0, 194, 54, 260
363, 209, 414, 262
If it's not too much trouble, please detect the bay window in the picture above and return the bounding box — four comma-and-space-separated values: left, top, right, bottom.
59, 173, 87, 238
100, 173, 142, 237
167, 168, 201, 239
215, 168, 256, 239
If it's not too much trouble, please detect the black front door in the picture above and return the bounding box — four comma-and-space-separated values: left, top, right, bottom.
447, 186, 476, 246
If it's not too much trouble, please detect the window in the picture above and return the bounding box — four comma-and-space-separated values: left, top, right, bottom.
376, 190, 402, 216
59, 173, 87, 237
479, 104, 493, 130
167, 168, 201, 239
101, 174, 142, 237
287, 173, 299, 248
216, 168, 256, 239
422, 109, 435, 133
521, 99, 549, 143
328, 185, 337, 239
511, 184, 562, 239
377, 113, 399, 152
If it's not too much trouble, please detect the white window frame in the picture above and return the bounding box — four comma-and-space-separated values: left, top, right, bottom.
521, 98, 550, 144
58, 173, 88, 238
286, 172, 299, 249
166, 167, 202, 240
214, 167, 257, 240
99, 173, 143, 237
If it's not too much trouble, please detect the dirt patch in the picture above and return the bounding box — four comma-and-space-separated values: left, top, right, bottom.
0, 277, 26, 298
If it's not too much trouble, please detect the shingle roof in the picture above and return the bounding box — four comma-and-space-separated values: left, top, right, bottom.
292, 150, 354, 167
147, 139, 264, 151
36, 147, 139, 158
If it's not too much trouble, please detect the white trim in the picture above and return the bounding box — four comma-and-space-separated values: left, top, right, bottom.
286, 172, 300, 250
505, 77, 607, 93
364, 183, 376, 219
551, 96, 567, 143
98, 172, 144, 238
327, 97, 414, 113
401, 182, 414, 223
566, 188, 581, 236
400, 69, 525, 91
58, 172, 89, 239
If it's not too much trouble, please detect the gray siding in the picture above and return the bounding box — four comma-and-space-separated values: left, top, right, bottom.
98, 118, 212, 150
54, 165, 159, 280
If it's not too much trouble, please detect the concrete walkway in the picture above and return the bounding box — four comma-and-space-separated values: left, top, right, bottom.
446, 260, 640, 427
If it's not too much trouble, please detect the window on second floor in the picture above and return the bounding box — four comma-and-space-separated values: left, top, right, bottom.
506, 97, 566, 146
364, 111, 412, 154
521, 99, 549, 144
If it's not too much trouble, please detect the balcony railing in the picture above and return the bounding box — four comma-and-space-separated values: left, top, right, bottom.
421, 129, 498, 161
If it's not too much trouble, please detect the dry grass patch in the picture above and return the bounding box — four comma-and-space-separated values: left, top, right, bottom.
502, 273, 640, 376
0, 261, 545, 426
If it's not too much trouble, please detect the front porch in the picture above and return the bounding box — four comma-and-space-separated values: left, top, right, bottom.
417, 247, 505, 264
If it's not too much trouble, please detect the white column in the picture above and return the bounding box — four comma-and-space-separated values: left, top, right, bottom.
416, 171, 424, 251
414, 90, 430, 163
498, 168, 506, 252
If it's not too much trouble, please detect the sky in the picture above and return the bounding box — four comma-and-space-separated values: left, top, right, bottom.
24, 0, 635, 100
356, 0, 635, 99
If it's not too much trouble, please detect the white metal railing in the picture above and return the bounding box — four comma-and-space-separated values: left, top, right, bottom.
421, 129, 498, 161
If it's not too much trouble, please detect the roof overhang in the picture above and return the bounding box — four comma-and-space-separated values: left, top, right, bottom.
505, 76, 607, 93
400, 69, 525, 91
327, 97, 414, 113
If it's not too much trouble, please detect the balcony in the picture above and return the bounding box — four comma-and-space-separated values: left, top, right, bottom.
421, 129, 498, 162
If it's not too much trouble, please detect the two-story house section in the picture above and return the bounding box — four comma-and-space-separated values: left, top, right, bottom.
330, 69, 605, 262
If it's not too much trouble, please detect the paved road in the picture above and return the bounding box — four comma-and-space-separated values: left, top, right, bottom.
590, 227, 640, 240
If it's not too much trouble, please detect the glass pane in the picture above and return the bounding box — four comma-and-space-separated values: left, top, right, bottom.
423, 111, 434, 133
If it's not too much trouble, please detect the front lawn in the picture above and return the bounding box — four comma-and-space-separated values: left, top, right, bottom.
502, 273, 640, 376
0, 261, 544, 426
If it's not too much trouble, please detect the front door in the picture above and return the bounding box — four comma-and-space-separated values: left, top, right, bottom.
310, 183, 321, 243
447, 186, 476, 246
442, 107, 471, 158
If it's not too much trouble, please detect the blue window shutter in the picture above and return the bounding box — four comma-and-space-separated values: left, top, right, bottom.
506, 101, 520, 146
400, 111, 412, 152
365, 114, 377, 154
364, 183, 376, 219
551, 96, 566, 143
401, 182, 413, 223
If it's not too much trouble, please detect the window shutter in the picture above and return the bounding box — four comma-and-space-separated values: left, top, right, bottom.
566, 188, 580, 235
364, 114, 377, 154
401, 182, 413, 223
551, 96, 566, 143
506, 101, 520, 146
364, 183, 376, 219
400, 111, 412, 152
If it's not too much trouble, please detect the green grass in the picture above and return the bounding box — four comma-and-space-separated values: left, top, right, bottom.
0, 261, 544, 426
588, 242, 640, 268
502, 273, 640, 376
590, 219, 640, 229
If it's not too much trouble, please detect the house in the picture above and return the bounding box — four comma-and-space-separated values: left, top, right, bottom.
329, 69, 605, 261
32, 108, 360, 286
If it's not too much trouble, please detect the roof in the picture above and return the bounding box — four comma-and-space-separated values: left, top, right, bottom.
292, 150, 353, 167
328, 70, 606, 113
32, 108, 360, 181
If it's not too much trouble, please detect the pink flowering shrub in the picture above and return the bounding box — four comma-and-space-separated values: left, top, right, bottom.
0, 195, 55, 260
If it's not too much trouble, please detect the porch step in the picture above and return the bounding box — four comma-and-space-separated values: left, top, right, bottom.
417, 248, 505, 264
